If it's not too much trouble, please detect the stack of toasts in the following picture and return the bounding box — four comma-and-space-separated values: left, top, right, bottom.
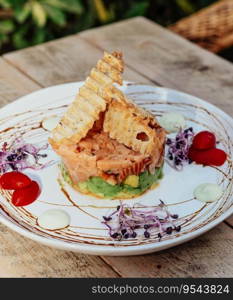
49, 51, 166, 199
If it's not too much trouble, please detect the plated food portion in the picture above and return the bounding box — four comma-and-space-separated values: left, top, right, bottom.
49, 52, 166, 199
0, 51, 232, 255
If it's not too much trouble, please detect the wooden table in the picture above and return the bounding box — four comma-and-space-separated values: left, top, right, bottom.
0, 17, 233, 278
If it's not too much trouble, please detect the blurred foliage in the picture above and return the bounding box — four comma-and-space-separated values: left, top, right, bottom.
0, 0, 218, 53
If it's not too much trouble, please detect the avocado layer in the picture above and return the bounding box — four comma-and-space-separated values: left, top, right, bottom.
60, 163, 163, 199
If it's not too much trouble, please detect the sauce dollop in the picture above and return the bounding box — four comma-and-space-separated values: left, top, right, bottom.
159, 112, 185, 133
194, 183, 223, 203
42, 116, 60, 131
37, 209, 70, 230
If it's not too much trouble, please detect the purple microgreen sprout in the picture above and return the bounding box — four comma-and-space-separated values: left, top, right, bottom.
166, 127, 194, 170
0, 138, 52, 173
102, 201, 181, 241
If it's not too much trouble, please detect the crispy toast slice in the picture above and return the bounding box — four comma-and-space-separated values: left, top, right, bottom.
50, 51, 165, 164
50, 51, 124, 148
103, 97, 165, 157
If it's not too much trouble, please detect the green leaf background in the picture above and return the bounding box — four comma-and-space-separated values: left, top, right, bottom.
0, 0, 218, 53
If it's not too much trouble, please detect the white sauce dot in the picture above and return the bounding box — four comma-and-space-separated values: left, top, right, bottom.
42, 116, 60, 131
159, 112, 186, 133
38, 209, 70, 230
194, 183, 223, 203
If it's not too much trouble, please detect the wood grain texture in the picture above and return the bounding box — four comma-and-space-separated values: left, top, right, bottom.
0, 224, 118, 277
80, 17, 233, 114
0, 58, 39, 108
0, 17, 232, 278
3, 36, 150, 87
102, 223, 233, 278
225, 216, 233, 227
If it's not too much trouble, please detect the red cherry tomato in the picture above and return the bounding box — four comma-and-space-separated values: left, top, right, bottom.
192, 131, 216, 150
0, 172, 32, 190
188, 147, 227, 166
11, 181, 41, 207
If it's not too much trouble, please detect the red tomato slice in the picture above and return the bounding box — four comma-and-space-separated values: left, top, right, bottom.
0, 171, 32, 190
192, 131, 216, 150
188, 147, 227, 166
11, 181, 41, 206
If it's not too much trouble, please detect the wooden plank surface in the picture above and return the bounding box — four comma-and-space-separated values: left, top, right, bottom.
0, 58, 39, 107
226, 215, 233, 227
0, 17, 233, 278
103, 223, 233, 278
0, 225, 118, 277
4, 36, 150, 87
79, 17, 233, 114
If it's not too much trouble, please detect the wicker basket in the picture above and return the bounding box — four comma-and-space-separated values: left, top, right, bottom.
169, 0, 233, 53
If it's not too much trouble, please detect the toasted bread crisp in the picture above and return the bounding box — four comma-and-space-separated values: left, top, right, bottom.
103, 99, 165, 158
50, 51, 166, 188
50, 51, 124, 148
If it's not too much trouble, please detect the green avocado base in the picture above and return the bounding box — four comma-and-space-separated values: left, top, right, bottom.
60, 163, 163, 199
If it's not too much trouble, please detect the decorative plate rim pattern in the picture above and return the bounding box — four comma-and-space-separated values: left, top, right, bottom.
0, 81, 232, 256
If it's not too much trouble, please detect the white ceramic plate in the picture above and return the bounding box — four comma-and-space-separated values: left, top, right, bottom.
0, 82, 232, 256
